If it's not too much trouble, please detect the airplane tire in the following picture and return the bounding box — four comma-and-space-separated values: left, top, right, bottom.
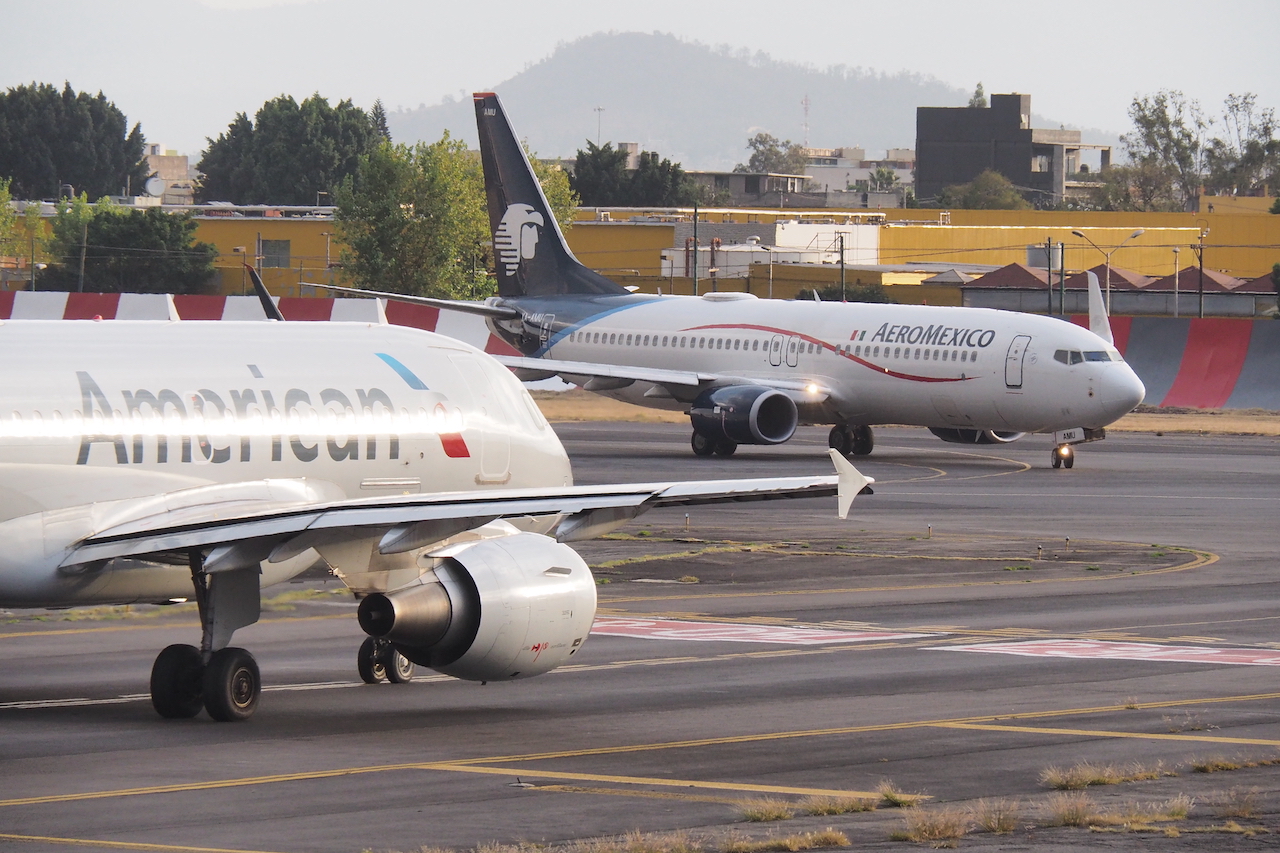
828, 426, 852, 456
203, 647, 260, 722
150, 644, 204, 719
1051, 451, 1062, 469
850, 425, 875, 457
386, 648, 415, 684
1063, 448, 1075, 469
358, 636, 387, 684
714, 439, 738, 457
691, 430, 715, 457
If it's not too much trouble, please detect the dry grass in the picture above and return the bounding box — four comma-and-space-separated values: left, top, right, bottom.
530, 390, 686, 424
1111, 408, 1280, 436
530, 390, 1280, 436
1090, 795, 1194, 827
1191, 755, 1241, 773
1043, 791, 1096, 827
890, 806, 969, 846
736, 798, 796, 822
797, 795, 877, 815
876, 779, 923, 808
564, 830, 703, 853
722, 829, 849, 853
970, 798, 1021, 834
1216, 787, 1260, 819
1039, 761, 1165, 789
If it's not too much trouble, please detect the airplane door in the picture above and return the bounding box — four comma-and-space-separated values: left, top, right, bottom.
785, 335, 801, 367
768, 335, 783, 366
1005, 335, 1031, 388
450, 355, 511, 484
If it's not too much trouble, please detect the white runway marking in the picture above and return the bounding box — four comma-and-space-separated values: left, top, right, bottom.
592, 617, 934, 645
932, 638, 1280, 666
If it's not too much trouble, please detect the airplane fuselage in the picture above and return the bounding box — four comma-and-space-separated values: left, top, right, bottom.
0, 320, 572, 606
492, 293, 1144, 434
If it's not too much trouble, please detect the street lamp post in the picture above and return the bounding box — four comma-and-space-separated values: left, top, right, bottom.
1172, 246, 1180, 318
1070, 228, 1144, 314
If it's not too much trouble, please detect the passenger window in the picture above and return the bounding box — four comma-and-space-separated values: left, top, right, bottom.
893, 347, 901, 358
961, 351, 968, 362
873, 346, 880, 357
971, 353, 978, 364
914, 348, 921, 359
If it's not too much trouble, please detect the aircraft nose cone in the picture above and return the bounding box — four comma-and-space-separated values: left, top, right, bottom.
1099, 366, 1145, 421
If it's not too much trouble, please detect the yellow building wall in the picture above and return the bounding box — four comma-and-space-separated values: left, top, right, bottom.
193, 217, 339, 296
564, 222, 673, 279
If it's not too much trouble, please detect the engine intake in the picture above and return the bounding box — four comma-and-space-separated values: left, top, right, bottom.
928, 428, 1026, 445
357, 532, 596, 682
690, 385, 797, 445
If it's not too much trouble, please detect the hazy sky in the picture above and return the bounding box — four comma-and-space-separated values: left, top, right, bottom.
5, 0, 1277, 160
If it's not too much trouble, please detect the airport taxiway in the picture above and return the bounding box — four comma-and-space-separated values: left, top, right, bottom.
1, 424, 1278, 851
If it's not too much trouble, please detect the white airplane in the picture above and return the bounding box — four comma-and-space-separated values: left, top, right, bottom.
333, 93, 1145, 470
0, 315, 870, 721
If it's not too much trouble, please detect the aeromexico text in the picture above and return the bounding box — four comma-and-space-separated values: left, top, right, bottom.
72, 372, 447, 466
869, 323, 997, 348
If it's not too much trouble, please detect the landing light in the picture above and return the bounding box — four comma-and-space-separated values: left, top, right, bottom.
805, 383, 819, 394
1057, 446, 1071, 457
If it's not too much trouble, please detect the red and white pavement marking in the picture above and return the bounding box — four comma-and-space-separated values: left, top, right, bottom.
591, 617, 934, 645
932, 639, 1280, 667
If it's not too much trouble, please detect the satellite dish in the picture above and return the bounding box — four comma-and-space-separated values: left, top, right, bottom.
144, 176, 166, 197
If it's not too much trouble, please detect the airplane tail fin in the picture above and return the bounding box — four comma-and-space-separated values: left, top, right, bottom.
474, 93, 628, 298
1085, 271, 1114, 345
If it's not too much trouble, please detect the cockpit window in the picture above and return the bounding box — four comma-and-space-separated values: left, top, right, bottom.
1083, 351, 1110, 362
1056, 348, 1124, 365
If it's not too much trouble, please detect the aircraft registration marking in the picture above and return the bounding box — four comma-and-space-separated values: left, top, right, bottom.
932, 638, 1280, 666
591, 616, 934, 645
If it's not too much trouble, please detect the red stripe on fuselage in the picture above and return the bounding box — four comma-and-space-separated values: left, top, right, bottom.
439, 433, 471, 458
681, 323, 972, 384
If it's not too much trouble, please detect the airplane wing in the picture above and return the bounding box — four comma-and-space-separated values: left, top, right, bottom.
61, 451, 871, 568
494, 354, 833, 399
303, 282, 522, 321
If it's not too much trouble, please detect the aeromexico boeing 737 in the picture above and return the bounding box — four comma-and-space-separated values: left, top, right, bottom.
332, 93, 1145, 468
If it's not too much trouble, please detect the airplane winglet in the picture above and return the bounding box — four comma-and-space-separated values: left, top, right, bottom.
828, 449, 874, 519
1086, 271, 1114, 345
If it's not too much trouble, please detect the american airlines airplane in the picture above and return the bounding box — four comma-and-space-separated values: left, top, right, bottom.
0, 316, 869, 721
339, 93, 1145, 470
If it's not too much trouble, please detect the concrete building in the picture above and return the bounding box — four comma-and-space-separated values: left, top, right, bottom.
915, 93, 1110, 206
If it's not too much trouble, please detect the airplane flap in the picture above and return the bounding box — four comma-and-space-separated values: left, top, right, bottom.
62, 466, 859, 566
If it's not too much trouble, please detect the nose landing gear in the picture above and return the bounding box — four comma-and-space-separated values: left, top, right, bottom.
1051, 444, 1075, 469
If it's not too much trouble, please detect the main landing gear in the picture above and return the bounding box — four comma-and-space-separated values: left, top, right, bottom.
358, 636, 415, 684
829, 424, 874, 458
1051, 444, 1075, 469
149, 549, 263, 721
691, 428, 737, 457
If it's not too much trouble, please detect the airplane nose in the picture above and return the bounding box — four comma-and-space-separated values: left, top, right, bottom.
1099, 366, 1145, 421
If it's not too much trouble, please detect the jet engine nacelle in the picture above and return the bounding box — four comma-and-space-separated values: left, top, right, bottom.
690, 385, 798, 445
356, 532, 596, 682
928, 428, 1027, 445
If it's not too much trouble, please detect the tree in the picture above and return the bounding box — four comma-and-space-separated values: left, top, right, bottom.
936, 170, 1030, 209
0, 82, 148, 200
1272, 263, 1280, 296
571, 141, 630, 206
1087, 161, 1181, 212
1123, 90, 1207, 211
198, 94, 380, 205
869, 166, 900, 193
38, 198, 216, 293
571, 143, 700, 206
370, 99, 391, 142
968, 82, 987, 109
1271, 196, 1280, 214
1203, 93, 1279, 196
795, 282, 891, 303
735, 132, 809, 175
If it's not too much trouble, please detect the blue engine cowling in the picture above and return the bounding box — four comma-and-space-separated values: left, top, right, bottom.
690, 385, 798, 445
